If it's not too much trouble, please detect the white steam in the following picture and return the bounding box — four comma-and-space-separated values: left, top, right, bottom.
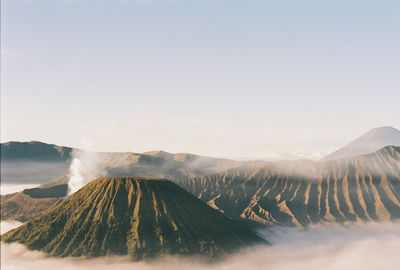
1, 221, 400, 270
67, 149, 108, 196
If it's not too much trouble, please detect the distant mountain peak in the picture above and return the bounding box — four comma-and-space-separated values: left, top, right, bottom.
322, 126, 400, 161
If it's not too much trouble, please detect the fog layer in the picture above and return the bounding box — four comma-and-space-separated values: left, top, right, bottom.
1, 221, 23, 234
0, 184, 38, 195
1, 221, 399, 270
1, 161, 69, 185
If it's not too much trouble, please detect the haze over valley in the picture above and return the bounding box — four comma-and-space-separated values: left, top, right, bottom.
1, 0, 400, 269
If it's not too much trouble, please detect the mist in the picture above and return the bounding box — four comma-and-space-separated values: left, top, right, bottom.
2, 221, 399, 270
0, 184, 38, 195
0, 161, 69, 185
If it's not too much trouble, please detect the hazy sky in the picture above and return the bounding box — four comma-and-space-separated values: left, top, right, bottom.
1, 0, 399, 159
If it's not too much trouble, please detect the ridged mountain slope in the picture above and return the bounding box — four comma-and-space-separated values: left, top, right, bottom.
181, 146, 400, 228
2, 177, 267, 259
0, 192, 61, 222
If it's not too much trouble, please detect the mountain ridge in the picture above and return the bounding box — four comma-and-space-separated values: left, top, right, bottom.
180, 145, 400, 228
1, 141, 241, 184
3, 146, 400, 226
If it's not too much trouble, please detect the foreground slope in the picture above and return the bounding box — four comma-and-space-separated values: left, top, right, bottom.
2, 177, 267, 259
1, 192, 61, 222
323, 126, 400, 161
181, 146, 400, 228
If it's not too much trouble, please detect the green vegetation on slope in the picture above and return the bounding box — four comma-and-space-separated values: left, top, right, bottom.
2, 177, 267, 260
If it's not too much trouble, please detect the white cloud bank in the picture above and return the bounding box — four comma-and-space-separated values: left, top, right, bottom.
1, 221, 23, 234
1, 221, 400, 270
214, 150, 327, 161
0, 184, 38, 195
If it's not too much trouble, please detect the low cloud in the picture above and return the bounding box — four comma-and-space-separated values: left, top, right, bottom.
1, 221, 23, 234
1, 184, 38, 196
1, 161, 70, 185
215, 150, 326, 161
1, 221, 400, 270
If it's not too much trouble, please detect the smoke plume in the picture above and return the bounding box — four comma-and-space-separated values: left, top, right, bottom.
67, 149, 107, 195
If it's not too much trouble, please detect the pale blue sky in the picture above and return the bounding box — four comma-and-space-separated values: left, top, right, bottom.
1, 0, 399, 159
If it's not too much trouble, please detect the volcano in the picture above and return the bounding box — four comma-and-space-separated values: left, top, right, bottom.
2, 177, 267, 260
323, 126, 400, 161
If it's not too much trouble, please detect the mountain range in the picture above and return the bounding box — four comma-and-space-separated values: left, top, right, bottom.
2, 127, 400, 226
181, 146, 400, 227
1, 141, 240, 185
1, 126, 400, 260
1, 145, 242, 222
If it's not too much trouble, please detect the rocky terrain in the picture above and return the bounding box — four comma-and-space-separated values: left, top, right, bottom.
181, 146, 400, 228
